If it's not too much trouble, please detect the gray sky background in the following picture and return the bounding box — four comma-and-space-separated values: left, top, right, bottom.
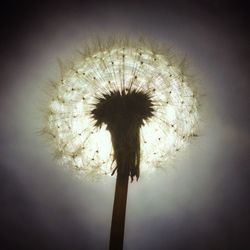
0, 1, 249, 249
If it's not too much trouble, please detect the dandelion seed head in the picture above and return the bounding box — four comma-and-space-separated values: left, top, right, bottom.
42, 38, 200, 178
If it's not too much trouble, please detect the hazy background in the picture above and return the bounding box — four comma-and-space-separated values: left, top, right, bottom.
0, 1, 249, 249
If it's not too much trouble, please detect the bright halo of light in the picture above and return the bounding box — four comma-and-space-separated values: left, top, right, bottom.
42, 39, 200, 178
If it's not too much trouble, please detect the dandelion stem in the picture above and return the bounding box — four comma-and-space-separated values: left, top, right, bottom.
109, 173, 129, 250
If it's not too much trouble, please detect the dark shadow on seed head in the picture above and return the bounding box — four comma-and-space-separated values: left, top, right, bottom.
91, 89, 154, 181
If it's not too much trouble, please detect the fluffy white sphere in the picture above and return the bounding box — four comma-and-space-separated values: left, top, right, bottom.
42, 39, 199, 177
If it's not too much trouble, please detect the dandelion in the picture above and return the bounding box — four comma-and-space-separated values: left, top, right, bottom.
41, 37, 200, 249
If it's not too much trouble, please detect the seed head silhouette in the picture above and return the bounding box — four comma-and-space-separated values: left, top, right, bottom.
91, 89, 154, 181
